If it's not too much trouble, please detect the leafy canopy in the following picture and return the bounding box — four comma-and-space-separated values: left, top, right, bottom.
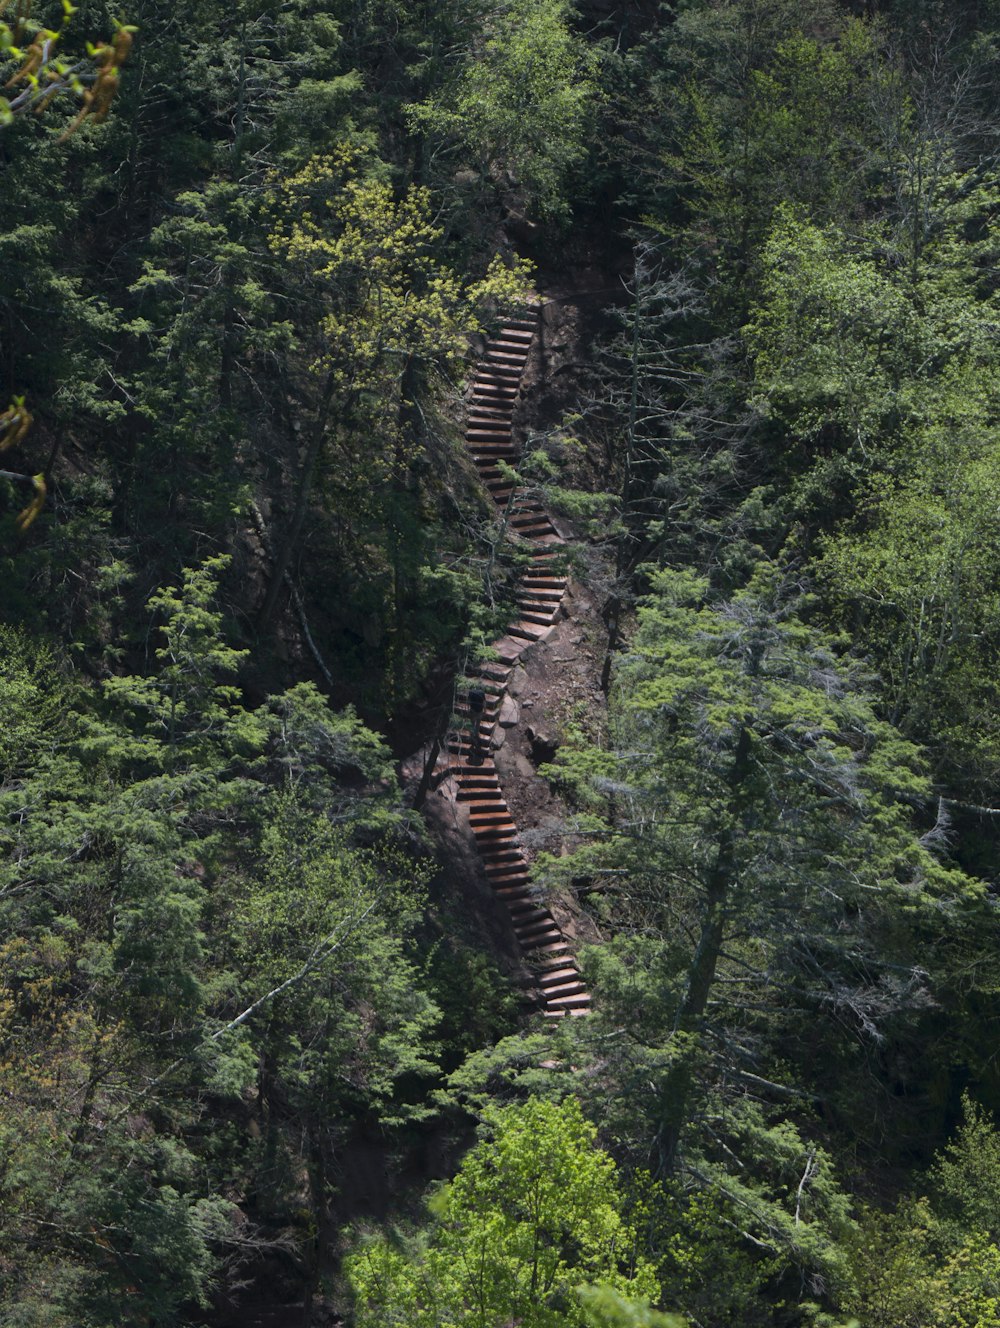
347, 1096, 660, 1327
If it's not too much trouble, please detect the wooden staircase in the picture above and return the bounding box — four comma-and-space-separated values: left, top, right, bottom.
443, 308, 590, 1020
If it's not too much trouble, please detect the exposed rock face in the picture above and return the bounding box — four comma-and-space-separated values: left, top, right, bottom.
498, 696, 520, 727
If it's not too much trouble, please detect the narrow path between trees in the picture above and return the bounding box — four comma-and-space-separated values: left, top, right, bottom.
435, 308, 591, 1020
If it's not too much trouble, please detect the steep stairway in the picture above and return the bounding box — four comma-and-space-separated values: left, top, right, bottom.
443, 308, 590, 1020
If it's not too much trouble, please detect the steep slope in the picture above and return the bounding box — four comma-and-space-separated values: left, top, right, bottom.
430, 309, 591, 1019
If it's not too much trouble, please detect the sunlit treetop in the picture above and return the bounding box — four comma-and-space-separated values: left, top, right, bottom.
0, 0, 135, 134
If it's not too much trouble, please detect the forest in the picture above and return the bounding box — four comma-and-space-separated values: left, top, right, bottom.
5, 0, 1000, 1323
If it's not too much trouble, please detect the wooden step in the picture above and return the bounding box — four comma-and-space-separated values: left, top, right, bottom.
545, 991, 591, 1009
478, 354, 525, 369
490, 333, 533, 347
537, 966, 581, 988
527, 939, 571, 956
496, 885, 534, 902
449, 752, 492, 766
470, 392, 515, 405
485, 351, 528, 366
478, 353, 524, 369
468, 415, 512, 428
515, 920, 562, 944
480, 837, 522, 855
483, 851, 527, 869
514, 912, 557, 935
491, 637, 527, 664
543, 981, 589, 1001
487, 864, 531, 882
484, 862, 529, 880
519, 591, 564, 603
531, 951, 578, 971
487, 350, 529, 365
475, 368, 521, 385
470, 392, 516, 403
511, 516, 554, 532
508, 905, 550, 926
474, 664, 513, 684
468, 439, 514, 452
462, 775, 504, 791
519, 585, 564, 599
509, 904, 548, 925
470, 390, 517, 404
492, 877, 533, 893
454, 713, 499, 729
470, 809, 515, 826
517, 926, 563, 947
502, 902, 538, 918
508, 622, 550, 641
501, 885, 539, 902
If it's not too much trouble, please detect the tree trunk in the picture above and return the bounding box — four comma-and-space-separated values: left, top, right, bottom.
658, 724, 753, 1169
257, 373, 337, 634
601, 258, 643, 694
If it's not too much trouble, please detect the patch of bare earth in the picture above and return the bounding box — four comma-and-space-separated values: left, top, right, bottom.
491, 570, 608, 950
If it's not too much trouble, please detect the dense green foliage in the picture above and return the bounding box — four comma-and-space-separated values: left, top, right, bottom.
6, 0, 1000, 1324
348, 1097, 662, 1326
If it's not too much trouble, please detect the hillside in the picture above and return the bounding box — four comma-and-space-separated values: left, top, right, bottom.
5, 1, 1000, 1324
